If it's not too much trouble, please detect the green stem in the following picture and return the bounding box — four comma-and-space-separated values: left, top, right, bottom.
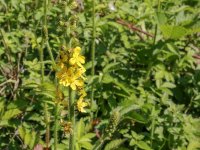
54, 102, 59, 150
46, 40, 56, 67
42, 0, 51, 148
93, 135, 109, 150
39, 37, 50, 149
153, 0, 160, 45
68, 88, 75, 150
153, 25, 157, 45
185, 96, 195, 114
150, 106, 155, 147
91, 0, 96, 119
44, 103, 50, 148
93, 139, 105, 150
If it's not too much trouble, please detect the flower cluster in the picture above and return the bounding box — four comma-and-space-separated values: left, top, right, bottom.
56, 46, 88, 112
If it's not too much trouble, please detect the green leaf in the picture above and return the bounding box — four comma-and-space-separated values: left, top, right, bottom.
29, 131, 36, 149
79, 141, 93, 150
102, 73, 114, 84
124, 111, 147, 124
1, 109, 21, 120
137, 141, 152, 150
80, 133, 96, 140
18, 126, 26, 140
160, 25, 188, 39
156, 11, 167, 25
103, 62, 120, 73
24, 130, 31, 147
77, 119, 85, 140
161, 82, 176, 89
0, 99, 4, 117
104, 139, 126, 150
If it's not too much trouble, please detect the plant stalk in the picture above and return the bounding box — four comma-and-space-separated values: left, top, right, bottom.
54, 102, 59, 150
68, 88, 75, 150
42, 0, 51, 149
91, 0, 96, 119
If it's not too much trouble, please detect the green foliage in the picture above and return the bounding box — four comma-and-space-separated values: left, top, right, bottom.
0, 0, 200, 149
104, 139, 126, 150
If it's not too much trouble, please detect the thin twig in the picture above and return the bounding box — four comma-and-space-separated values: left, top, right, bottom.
116, 19, 154, 38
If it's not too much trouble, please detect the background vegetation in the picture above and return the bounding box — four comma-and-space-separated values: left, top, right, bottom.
0, 0, 200, 150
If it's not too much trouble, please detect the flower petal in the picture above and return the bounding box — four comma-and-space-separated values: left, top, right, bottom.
69, 58, 76, 65
70, 83, 76, 90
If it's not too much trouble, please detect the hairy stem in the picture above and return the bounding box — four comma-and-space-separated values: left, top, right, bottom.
91, 0, 96, 119
150, 106, 156, 147
42, 0, 50, 148
153, 0, 160, 45
68, 88, 75, 150
54, 102, 59, 150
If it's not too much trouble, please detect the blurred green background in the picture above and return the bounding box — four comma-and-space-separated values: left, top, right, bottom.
0, 0, 200, 149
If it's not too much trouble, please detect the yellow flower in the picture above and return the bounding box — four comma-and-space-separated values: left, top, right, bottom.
77, 97, 88, 113
57, 51, 68, 68
69, 47, 85, 67
78, 89, 87, 98
56, 66, 68, 79
58, 67, 84, 90
70, 77, 84, 90
76, 67, 86, 80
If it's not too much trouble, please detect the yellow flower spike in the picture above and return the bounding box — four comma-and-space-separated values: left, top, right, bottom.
77, 97, 88, 113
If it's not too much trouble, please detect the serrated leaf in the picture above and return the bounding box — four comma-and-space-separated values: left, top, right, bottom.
104, 139, 126, 150
79, 141, 93, 150
160, 25, 188, 39
29, 131, 36, 149
137, 141, 152, 150
24, 131, 31, 147
1, 109, 21, 120
18, 126, 26, 140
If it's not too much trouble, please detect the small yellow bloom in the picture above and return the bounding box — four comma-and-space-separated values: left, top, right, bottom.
69, 47, 85, 66
56, 66, 68, 78
76, 67, 86, 80
77, 97, 88, 113
70, 78, 84, 90
78, 89, 87, 98
58, 67, 84, 90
